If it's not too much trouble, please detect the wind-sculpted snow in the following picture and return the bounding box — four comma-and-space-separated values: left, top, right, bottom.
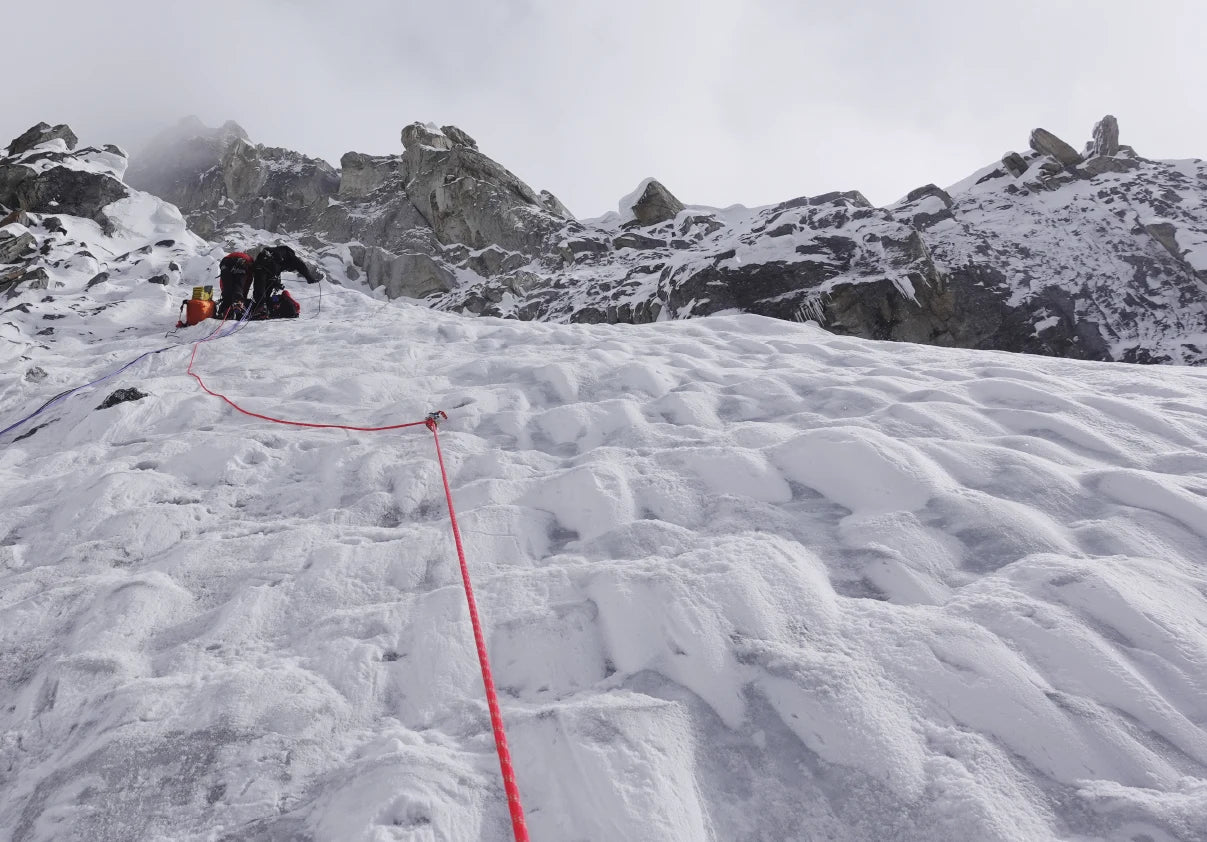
3, 280, 1207, 840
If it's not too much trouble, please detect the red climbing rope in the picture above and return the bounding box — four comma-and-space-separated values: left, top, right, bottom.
428, 417, 530, 842
187, 335, 530, 841
186, 340, 428, 432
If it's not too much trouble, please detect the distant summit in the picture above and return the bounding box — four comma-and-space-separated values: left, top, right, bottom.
5, 114, 1206, 363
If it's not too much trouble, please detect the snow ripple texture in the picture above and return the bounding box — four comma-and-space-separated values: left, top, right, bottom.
2, 291, 1207, 841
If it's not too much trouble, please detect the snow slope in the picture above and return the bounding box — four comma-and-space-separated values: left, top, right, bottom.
3, 268, 1207, 841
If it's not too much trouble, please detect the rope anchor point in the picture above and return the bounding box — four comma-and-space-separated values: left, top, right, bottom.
425, 410, 449, 430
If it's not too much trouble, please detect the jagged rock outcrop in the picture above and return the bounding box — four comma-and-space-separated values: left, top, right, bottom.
95, 113, 1207, 364
809, 190, 872, 208
431, 115, 1205, 363
0, 122, 209, 303
538, 189, 573, 219
0, 209, 30, 228
900, 184, 955, 228
1088, 115, 1120, 158
400, 122, 568, 255
891, 118, 1206, 363
219, 138, 340, 232
1029, 128, 1084, 168
124, 117, 248, 233
905, 184, 952, 207
0, 124, 129, 222
624, 178, 685, 226
6, 123, 78, 157
127, 118, 570, 293
337, 152, 400, 199
360, 245, 457, 299
0, 224, 36, 263
128, 122, 338, 239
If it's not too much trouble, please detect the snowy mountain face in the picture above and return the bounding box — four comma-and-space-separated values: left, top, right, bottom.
117, 115, 1207, 365
0, 124, 222, 342
2, 121, 1207, 842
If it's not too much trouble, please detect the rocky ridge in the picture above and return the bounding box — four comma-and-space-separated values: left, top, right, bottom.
4, 115, 1206, 364
0, 124, 220, 347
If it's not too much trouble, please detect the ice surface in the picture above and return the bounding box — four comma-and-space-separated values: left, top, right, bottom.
1, 211, 1207, 841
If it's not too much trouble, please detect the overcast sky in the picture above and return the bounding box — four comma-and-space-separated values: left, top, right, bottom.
9, 0, 1204, 217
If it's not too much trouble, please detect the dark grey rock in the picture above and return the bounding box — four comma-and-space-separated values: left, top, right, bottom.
0, 160, 128, 220
7, 123, 79, 156
401, 122, 455, 153
677, 212, 724, 237
1001, 152, 1028, 177
808, 190, 872, 208
441, 125, 478, 150
538, 189, 573, 220
1029, 128, 1083, 167
338, 151, 401, 198
1081, 156, 1141, 177
125, 117, 247, 206
1088, 115, 1120, 158
558, 236, 611, 263
0, 228, 36, 263
361, 245, 457, 299
97, 388, 149, 409
902, 184, 955, 228
1142, 222, 1185, 263
612, 232, 665, 251
128, 118, 335, 236
628, 179, 685, 226
2, 266, 50, 294
905, 184, 953, 208
401, 122, 563, 256
469, 246, 527, 277
0, 208, 30, 227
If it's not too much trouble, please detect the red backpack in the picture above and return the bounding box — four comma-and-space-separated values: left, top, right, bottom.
218, 252, 254, 301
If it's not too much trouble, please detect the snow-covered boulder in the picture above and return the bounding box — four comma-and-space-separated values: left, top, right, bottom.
0, 125, 129, 222
1001, 151, 1028, 177
5, 122, 78, 156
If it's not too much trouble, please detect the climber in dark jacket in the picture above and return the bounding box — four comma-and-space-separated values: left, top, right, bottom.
217, 244, 320, 320
252, 245, 319, 303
